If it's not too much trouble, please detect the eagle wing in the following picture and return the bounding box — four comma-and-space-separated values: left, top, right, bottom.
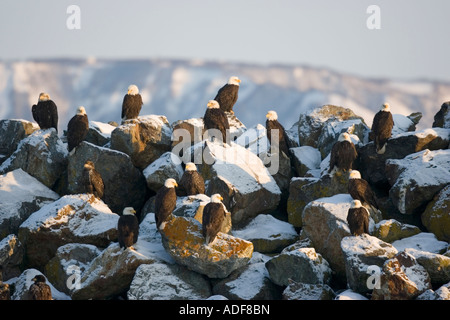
90, 169, 104, 199
122, 94, 143, 120
214, 84, 238, 112
155, 187, 176, 227
202, 203, 225, 244
48, 100, 59, 132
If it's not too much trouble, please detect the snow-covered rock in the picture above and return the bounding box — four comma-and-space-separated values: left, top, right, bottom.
18, 194, 119, 270
372, 251, 432, 300
386, 148, 450, 215
234, 124, 269, 157
0, 234, 24, 280
391, 232, 448, 254
197, 141, 281, 227
391, 113, 421, 136
421, 184, 450, 242
85, 120, 116, 147
110, 115, 172, 170
128, 262, 212, 300
356, 128, 450, 188
289, 146, 321, 177
0, 119, 39, 165
416, 281, 450, 300
8, 268, 70, 300
143, 151, 184, 192
432, 101, 450, 129
212, 253, 280, 300
404, 248, 450, 287
44, 243, 101, 295
0, 128, 68, 188
301, 194, 353, 280
265, 247, 332, 287
372, 219, 421, 243
160, 215, 253, 279
287, 174, 350, 228
67, 141, 148, 214
232, 214, 298, 253
334, 289, 368, 300
171, 117, 204, 148
340, 234, 398, 294
0, 169, 59, 238
282, 280, 335, 300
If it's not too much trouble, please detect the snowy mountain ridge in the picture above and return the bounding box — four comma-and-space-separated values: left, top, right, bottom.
1, 58, 449, 133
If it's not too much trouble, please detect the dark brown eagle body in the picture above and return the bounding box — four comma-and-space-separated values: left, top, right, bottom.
122, 93, 143, 121
202, 200, 226, 245
28, 275, 52, 300
347, 203, 370, 236
154, 180, 178, 229
203, 101, 230, 144
83, 161, 104, 199
329, 136, 358, 173
179, 170, 205, 196
266, 118, 290, 156
214, 83, 239, 113
348, 176, 379, 209
118, 209, 139, 249
371, 107, 394, 154
67, 109, 89, 152
32, 99, 59, 132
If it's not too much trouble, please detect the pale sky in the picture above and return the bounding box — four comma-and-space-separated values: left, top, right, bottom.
1, 0, 450, 81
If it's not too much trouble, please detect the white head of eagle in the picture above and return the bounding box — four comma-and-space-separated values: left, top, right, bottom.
338, 132, 352, 143
351, 199, 363, 209
210, 193, 224, 203
76, 106, 87, 116
381, 103, 391, 112
349, 170, 362, 180
207, 100, 220, 109
266, 110, 278, 121
228, 76, 241, 86
185, 162, 197, 171
127, 85, 139, 96
164, 178, 178, 188
123, 207, 136, 215
38, 92, 51, 102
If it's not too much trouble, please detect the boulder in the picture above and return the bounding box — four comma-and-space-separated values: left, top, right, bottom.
372, 219, 421, 243
212, 253, 281, 300
171, 117, 204, 148
67, 141, 148, 214
85, 121, 116, 147
282, 280, 335, 300
18, 194, 119, 270
127, 262, 212, 300
289, 146, 322, 177
405, 248, 450, 287
265, 247, 332, 287
160, 215, 254, 279
0, 234, 24, 280
0, 128, 68, 189
340, 234, 398, 294
391, 233, 448, 254
417, 282, 450, 300
71, 242, 155, 300
421, 185, 450, 242
432, 101, 450, 129
334, 289, 369, 300
196, 141, 281, 227
9, 269, 70, 300
232, 214, 298, 254
44, 243, 101, 295
143, 152, 184, 192
234, 124, 269, 157
386, 149, 450, 215
297, 105, 369, 158
287, 173, 350, 228
0, 169, 59, 238
355, 128, 450, 188
110, 115, 172, 170
0, 119, 39, 165
301, 194, 353, 280
372, 251, 432, 300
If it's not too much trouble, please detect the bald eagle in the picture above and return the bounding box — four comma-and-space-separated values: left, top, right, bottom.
203, 100, 230, 145
179, 162, 205, 196
432, 101, 449, 128
121, 84, 143, 121
347, 200, 370, 236
82, 160, 104, 199
371, 103, 394, 154
67, 106, 89, 153
348, 170, 379, 209
202, 194, 227, 245
28, 275, 52, 300
118, 207, 139, 249
266, 110, 290, 156
155, 178, 178, 230
31, 92, 59, 132
329, 132, 358, 173
214, 76, 241, 114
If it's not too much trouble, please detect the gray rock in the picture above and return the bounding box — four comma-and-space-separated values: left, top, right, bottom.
0, 234, 24, 280
289, 146, 321, 177
0, 128, 68, 188
85, 121, 116, 147
340, 234, 398, 294
143, 152, 184, 192
386, 148, 450, 215
265, 247, 332, 287
432, 101, 450, 129
0, 119, 39, 165
416, 282, 450, 300
282, 280, 335, 300
128, 262, 212, 300
67, 141, 148, 214
405, 248, 450, 287
110, 115, 172, 170
0, 169, 59, 238
421, 184, 450, 242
